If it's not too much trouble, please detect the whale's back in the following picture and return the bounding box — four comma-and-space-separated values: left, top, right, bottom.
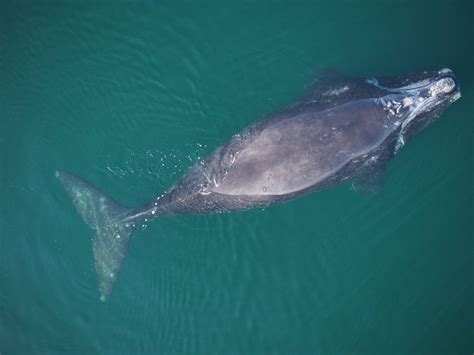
212, 99, 388, 196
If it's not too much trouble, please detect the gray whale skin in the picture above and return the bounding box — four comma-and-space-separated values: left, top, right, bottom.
56, 68, 461, 301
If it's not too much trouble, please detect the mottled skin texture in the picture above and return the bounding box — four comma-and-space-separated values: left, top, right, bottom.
142, 69, 460, 217
57, 69, 460, 301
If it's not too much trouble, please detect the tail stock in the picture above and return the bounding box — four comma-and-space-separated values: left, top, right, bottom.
56, 171, 138, 301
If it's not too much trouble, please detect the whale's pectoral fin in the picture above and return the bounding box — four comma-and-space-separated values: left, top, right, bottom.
55, 171, 135, 301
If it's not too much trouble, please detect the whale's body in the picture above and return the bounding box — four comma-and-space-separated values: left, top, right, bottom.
57, 69, 461, 301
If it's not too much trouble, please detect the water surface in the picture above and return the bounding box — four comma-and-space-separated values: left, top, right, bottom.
2, 1, 473, 354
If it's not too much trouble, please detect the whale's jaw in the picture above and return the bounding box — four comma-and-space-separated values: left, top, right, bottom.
368, 68, 461, 153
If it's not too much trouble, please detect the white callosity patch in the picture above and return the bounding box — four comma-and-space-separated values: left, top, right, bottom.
402, 97, 414, 106
383, 99, 403, 117
429, 77, 456, 96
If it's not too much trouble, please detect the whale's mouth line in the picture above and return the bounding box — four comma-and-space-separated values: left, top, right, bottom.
366, 68, 457, 94
366, 77, 433, 93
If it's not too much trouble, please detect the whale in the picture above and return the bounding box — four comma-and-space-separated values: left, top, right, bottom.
56, 68, 461, 301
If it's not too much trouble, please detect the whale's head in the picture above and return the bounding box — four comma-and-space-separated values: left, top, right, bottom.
368, 68, 461, 152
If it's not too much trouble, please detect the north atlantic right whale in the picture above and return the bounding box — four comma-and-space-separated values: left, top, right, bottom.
56, 68, 461, 301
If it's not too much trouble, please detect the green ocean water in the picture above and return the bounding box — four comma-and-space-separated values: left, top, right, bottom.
1, 1, 473, 354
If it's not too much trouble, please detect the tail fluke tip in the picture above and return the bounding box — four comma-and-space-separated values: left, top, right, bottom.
56, 171, 136, 302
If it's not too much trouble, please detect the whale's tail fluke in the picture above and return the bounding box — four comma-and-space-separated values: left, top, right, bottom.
55, 171, 136, 302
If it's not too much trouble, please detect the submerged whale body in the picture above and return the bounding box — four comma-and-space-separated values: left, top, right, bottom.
57, 69, 461, 301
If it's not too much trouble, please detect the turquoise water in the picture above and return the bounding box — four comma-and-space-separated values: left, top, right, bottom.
2, 1, 473, 354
